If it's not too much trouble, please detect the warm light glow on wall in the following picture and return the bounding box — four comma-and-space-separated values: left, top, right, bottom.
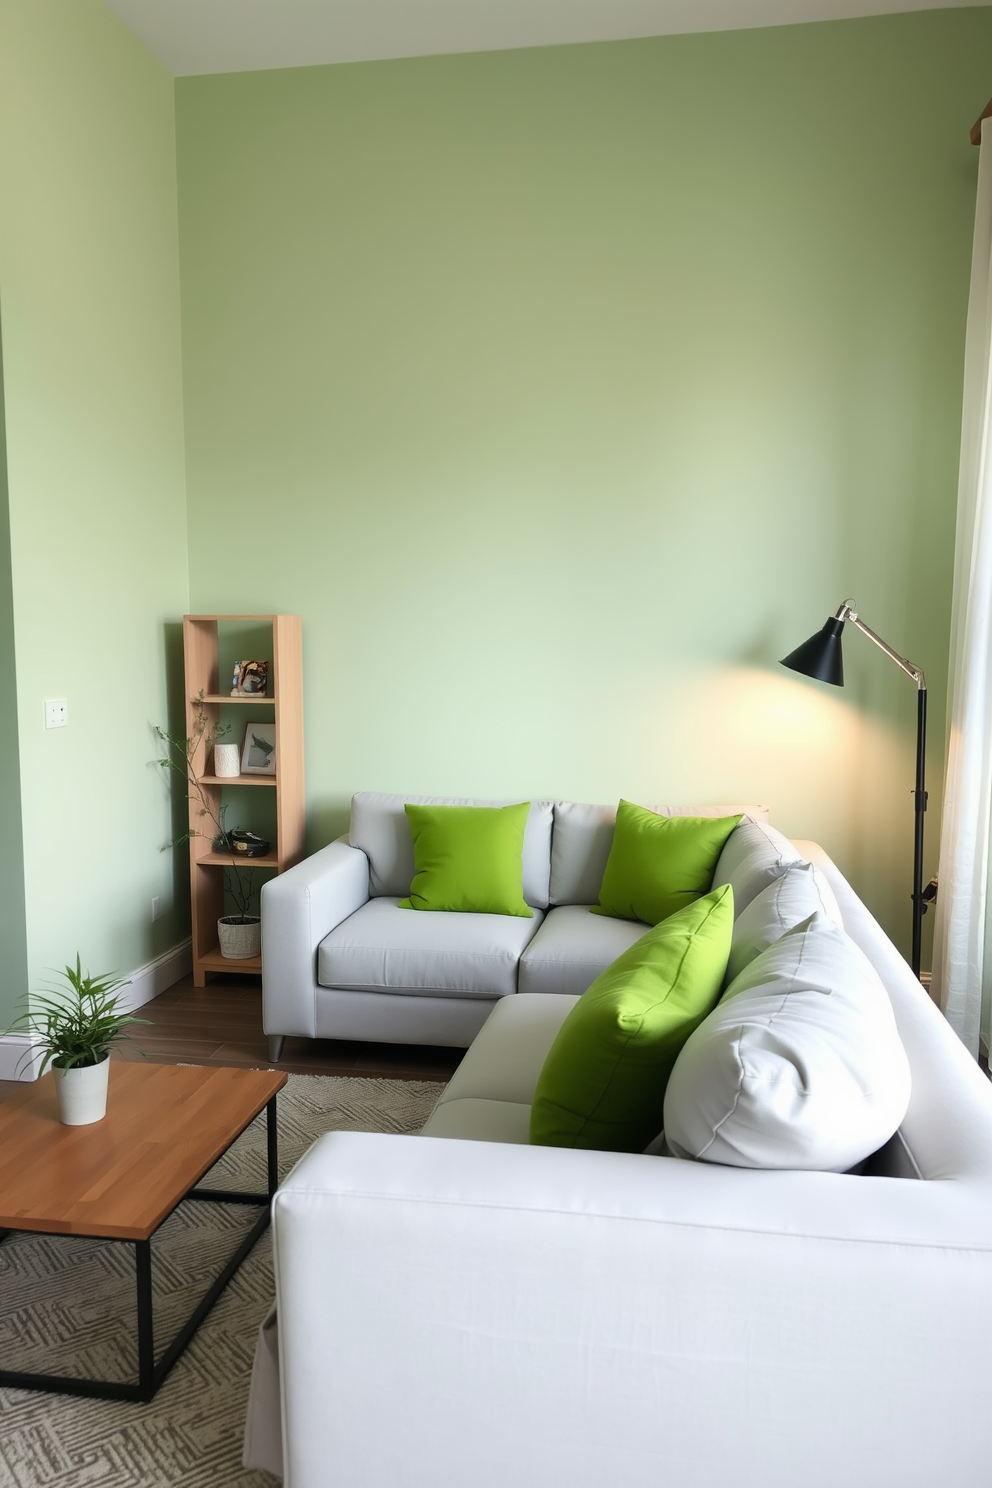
710, 666, 854, 750
636, 664, 911, 856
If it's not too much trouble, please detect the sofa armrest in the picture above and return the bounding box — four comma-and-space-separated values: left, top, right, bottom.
794, 839, 992, 1184
272, 1131, 992, 1488
261, 838, 369, 1039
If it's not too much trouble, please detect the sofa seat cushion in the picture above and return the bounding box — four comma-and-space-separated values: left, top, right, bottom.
518, 905, 649, 997
318, 897, 544, 999
421, 994, 580, 1142
421, 1098, 532, 1144
434, 992, 580, 1107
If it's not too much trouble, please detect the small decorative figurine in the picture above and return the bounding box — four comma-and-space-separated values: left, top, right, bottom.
231, 660, 268, 696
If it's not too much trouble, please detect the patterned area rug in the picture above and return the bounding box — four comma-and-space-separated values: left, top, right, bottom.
0, 1074, 444, 1487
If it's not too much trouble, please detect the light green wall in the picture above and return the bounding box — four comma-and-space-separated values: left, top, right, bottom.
176, 10, 992, 965
0, 319, 29, 1018
0, 8, 986, 1000
0, 0, 189, 1014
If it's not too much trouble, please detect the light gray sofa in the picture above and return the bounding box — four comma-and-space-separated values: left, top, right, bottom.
261, 792, 765, 1058
246, 835, 992, 1487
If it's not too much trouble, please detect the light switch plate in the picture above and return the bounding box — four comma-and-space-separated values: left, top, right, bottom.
45, 699, 67, 729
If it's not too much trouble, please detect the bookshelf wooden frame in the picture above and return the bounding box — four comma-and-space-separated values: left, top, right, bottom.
183, 614, 305, 986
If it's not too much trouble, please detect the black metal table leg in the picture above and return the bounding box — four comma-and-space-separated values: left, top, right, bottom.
149, 1206, 270, 1393
191, 1093, 281, 1207
266, 1095, 279, 1197
135, 1240, 154, 1401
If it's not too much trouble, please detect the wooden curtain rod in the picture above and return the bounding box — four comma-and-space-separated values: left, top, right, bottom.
971, 96, 992, 145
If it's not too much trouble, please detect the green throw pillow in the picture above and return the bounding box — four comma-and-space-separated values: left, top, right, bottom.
399, 802, 532, 917
592, 799, 742, 926
529, 885, 733, 1152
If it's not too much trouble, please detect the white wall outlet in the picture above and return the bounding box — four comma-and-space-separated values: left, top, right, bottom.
151, 896, 161, 923
44, 699, 67, 729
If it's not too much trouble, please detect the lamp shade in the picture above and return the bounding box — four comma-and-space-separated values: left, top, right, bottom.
780, 616, 845, 687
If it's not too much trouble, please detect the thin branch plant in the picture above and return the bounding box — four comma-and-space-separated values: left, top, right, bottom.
155, 695, 259, 921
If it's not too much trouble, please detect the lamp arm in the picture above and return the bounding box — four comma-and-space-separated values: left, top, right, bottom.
835, 601, 926, 690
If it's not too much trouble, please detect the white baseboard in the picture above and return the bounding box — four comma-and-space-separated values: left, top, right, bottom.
117, 938, 192, 1014
0, 939, 192, 1082
0, 1035, 46, 1082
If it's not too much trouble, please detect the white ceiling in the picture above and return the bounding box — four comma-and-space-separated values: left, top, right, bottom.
101, 0, 991, 78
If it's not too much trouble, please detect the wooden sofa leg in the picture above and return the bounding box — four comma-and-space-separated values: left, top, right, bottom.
268, 1036, 285, 1063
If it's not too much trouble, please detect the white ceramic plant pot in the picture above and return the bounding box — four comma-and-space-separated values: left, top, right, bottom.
54, 1054, 110, 1126
218, 915, 261, 959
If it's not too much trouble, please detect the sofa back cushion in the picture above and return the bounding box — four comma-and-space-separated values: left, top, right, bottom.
711, 817, 804, 915
725, 860, 842, 985
549, 801, 770, 907
350, 793, 553, 908
663, 912, 912, 1171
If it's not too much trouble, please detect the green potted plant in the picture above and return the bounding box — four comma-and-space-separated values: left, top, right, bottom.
9, 957, 147, 1125
156, 703, 262, 959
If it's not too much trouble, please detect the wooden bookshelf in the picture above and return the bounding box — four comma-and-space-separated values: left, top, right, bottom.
183, 614, 305, 987
197, 775, 278, 787
196, 947, 263, 976
199, 693, 275, 704
196, 851, 280, 869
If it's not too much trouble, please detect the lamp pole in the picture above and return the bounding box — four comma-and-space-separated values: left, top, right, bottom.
781, 600, 927, 980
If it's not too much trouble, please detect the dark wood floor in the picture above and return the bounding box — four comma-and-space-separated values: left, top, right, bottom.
0, 971, 465, 1100
8, 972, 987, 1104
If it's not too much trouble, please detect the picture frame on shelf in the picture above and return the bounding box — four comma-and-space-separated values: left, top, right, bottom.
241, 722, 276, 775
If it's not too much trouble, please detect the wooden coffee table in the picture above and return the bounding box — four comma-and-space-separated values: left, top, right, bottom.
0, 1061, 286, 1402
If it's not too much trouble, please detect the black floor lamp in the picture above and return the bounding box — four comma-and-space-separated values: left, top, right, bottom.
780, 599, 928, 980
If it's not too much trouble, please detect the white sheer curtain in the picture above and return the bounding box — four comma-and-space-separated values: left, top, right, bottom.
932, 117, 992, 1056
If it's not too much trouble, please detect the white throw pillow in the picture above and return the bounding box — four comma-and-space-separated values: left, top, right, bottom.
663, 912, 911, 1171
725, 861, 842, 985
712, 818, 804, 915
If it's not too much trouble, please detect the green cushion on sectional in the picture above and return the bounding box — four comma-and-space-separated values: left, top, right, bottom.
399, 802, 532, 917
592, 800, 742, 925
529, 884, 733, 1152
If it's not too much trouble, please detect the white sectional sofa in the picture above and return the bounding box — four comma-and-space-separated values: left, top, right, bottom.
247, 809, 992, 1487
260, 792, 763, 1058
